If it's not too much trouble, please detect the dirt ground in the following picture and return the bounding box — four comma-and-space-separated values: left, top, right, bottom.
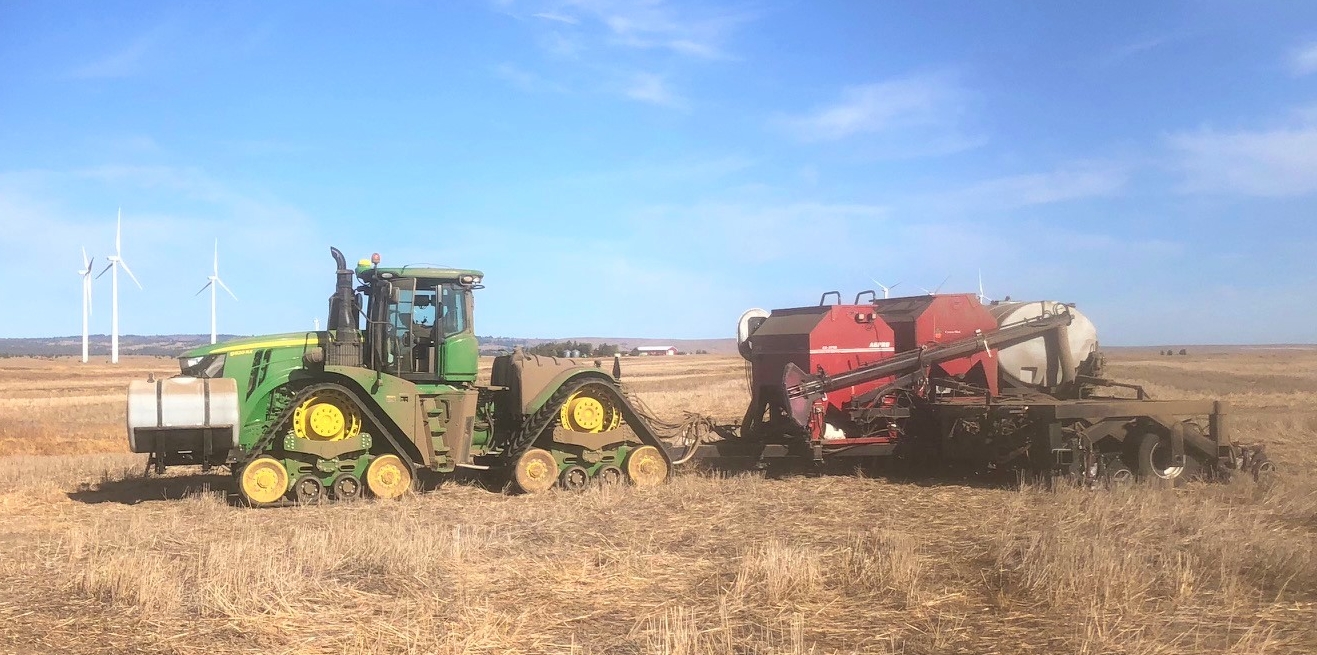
0, 351, 1314, 654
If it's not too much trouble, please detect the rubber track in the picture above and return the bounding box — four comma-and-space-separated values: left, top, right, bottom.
502, 376, 670, 462
236, 382, 419, 472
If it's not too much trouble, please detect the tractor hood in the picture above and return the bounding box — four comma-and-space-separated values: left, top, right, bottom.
181, 332, 321, 359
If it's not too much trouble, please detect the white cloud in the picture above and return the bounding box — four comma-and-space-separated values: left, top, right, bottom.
624, 72, 685, 108
1168, 120, 1317, 197
1289, 41, 1317, 76
778, 74, 974, 144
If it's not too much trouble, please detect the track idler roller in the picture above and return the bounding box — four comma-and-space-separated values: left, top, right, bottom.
595, 465, 623, 485
625, 445, 668, 488
366, 454, 413, 499
513, 448, 559, 494
292, 475, 325, 504
239, 456, 289, 506
331, 473, 362, 501
558, 465, 590, 491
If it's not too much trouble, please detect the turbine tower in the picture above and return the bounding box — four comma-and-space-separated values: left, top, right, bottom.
77, 248, 94, 364
195, 239, 237, 344
870, 278, 901, 298
96, 209, 142, 364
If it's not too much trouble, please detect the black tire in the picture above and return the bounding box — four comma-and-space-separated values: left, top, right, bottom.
1127, 432, 1185, 484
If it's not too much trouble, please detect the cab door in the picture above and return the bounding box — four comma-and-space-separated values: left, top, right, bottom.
436, 285, 478, 382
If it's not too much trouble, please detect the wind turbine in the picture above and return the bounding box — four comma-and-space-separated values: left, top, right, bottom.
918, 275, 951, 296
977, 269, 994, 304
96, 209, 142, 364
870, 278, 901, 298
77, 248, 95, 364
195, 239, 237, 344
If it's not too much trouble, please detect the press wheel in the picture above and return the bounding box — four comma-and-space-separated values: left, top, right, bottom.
624, 445, 668, 488
366, 454, 413, 499
513, 448, 559, 494
239, 456, 289, 506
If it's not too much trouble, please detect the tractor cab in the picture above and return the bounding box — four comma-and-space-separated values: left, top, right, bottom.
348, 256, 483, 385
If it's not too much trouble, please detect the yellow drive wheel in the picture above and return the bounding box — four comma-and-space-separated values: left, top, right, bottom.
513, 448, 559, 494
239, 456, 289, 505
559, 385, 622, 433
292, 389, 362, 441
625, 445, 668, 489
365, 454, 412, 499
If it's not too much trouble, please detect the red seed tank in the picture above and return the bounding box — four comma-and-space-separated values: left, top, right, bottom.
869, 293, 1000, 395
740, 302, 898, 434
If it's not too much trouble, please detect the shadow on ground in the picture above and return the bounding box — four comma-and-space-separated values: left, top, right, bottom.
68, 473, 232, 505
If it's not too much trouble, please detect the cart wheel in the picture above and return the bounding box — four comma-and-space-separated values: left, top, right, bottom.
1127, 432, 1185, 484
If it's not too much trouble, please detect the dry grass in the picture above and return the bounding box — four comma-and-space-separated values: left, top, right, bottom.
0, 351, 1315, 653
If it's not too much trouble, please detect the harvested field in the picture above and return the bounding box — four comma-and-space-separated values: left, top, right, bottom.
0, 351, 1314, 654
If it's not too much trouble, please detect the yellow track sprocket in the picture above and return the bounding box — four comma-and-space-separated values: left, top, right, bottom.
559, 385, 622, 433
291, 388, 362, 441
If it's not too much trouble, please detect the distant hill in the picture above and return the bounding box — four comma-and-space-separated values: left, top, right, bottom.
0, 334, 739, 357
0, 335, 242, 357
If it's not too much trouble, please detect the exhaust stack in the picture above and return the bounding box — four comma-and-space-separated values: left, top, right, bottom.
326, 247, 363, 366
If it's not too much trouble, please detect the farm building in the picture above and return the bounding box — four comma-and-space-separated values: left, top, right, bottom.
636, 346, 678, 356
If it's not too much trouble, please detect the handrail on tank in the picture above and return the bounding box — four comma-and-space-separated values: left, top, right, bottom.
818, 291, 841, 306
854, 290, 877, 304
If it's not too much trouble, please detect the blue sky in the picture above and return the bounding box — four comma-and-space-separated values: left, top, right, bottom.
2, 1, 1315, 344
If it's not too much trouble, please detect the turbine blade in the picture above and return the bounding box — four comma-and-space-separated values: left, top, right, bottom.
96, 262, 114, 279
213, 239, 219, 275
116, 208, 122, 254
216, 277, 237, 301
119, 260, 143, 289
889, 282, 901, 290
85, 256, 94, 276
82, 246, 89, 269
195, 281, 213, 297
932, 275, 950, 295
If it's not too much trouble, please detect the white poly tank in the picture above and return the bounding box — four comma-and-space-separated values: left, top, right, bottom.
988, 301, 1098, 388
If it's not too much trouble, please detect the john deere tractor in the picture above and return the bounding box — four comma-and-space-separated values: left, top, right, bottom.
126, 247, 671, 505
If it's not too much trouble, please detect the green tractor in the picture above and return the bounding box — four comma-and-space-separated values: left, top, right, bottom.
126, 247, 672, 505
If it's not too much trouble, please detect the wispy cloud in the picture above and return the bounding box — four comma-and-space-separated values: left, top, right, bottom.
776, 73, 982, 155
935, 165, 1129, 211
1167, 112, 1317, 197
493, 62, 567, 93
71, 34, 156, 79
1098, 34, 1176, 67
532, 11, 579, 25
624, 72, 685, 108
505, 0, 750, 60
1289, 41, 1317, 76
